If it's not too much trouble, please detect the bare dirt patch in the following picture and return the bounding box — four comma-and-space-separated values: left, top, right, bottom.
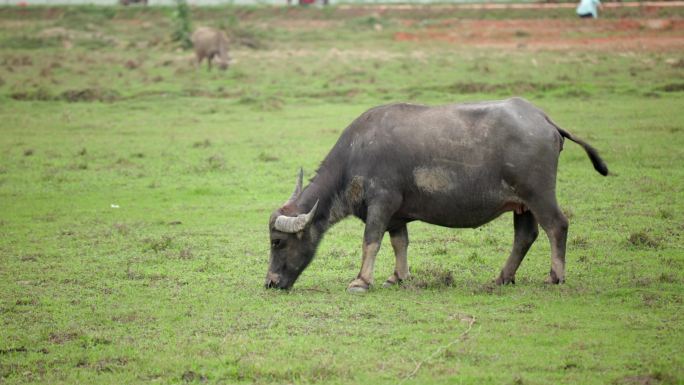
61, 88, 120, 102
394, 19, 684, 51
11, 87, 121, 102
615, 373, 677, 385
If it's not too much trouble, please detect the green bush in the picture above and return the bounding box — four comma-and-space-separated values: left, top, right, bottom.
171, 0, 192, 50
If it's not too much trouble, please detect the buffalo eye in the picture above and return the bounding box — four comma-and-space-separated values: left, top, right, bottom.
271, 238, 285, 249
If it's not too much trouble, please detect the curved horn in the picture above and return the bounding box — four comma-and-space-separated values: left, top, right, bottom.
274, 200, 319, 233
284, 168, 304, 206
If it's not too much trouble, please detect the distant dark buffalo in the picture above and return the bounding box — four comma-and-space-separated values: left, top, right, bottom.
266, 98, 608, 292
191, 27, 230, 71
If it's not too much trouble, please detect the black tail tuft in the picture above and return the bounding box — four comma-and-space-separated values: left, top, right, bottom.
555, 126, 609, 176
583, 143, 609, 176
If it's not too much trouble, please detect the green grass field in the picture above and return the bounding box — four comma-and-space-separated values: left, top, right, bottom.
1, 5, 683, 385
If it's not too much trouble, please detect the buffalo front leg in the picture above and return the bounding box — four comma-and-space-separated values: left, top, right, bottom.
383, 224, 410, 287
347, 240, 382, 293
347, 199, 399, 293
495, 210, 538, 285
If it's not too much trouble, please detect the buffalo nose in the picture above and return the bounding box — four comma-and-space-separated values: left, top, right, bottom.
265, 272, 280, 289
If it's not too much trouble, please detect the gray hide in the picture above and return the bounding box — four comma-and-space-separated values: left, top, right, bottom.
266, 97, 608, 292
191, 27, 230, 71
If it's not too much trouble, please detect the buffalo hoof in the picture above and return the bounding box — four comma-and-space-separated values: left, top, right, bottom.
383, 273, 399, 288
383, 273, 410, 288
494, 275, 515, 285
347, 278, 370, 294
544, 275, 565, 284
347, 286, 369, 294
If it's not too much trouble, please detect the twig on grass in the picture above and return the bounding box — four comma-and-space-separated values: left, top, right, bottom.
399, 316, 476, 383
299, 287, 330, 293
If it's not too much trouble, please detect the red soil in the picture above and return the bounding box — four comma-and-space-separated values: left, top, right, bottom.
393, 18, 684, 51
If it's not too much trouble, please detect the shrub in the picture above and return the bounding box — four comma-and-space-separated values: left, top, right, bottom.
171, 0, 192, 50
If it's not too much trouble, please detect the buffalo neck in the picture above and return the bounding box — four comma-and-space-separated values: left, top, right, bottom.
296, 166, 348, 233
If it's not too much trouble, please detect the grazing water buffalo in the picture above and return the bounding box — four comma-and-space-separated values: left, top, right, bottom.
191, 27, 230, 71
266, 98, 608, 292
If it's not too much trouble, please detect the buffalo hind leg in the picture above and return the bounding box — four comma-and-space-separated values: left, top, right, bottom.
383, 224, 410, 287
495, 210, 538, 285
348, 196, 400, 293
528, 197, 568, 284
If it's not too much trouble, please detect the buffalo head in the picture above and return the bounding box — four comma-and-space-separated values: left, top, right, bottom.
265, 169, 319, 290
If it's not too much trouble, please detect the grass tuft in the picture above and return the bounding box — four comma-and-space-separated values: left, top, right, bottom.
628, 231, 661, 249
403, 264, 454, 290
143, 235, 174, 253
